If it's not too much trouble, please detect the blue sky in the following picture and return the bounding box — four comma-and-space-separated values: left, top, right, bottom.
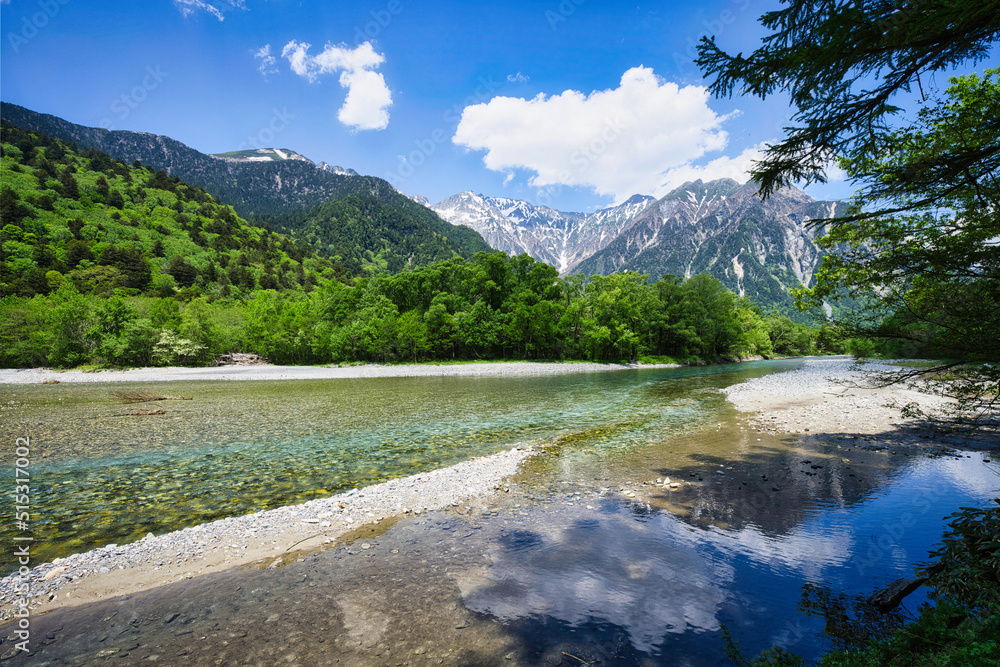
1, 0, 996, 211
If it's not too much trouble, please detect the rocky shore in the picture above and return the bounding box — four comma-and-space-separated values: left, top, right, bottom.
722, 357, 952, 435
0, 445, 537, 620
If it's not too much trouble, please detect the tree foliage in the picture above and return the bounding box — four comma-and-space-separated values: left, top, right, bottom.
0, 250, 834, 368
699, 1, 1000, 429
697, 0, 1000, 197
800, 71, 1000, 429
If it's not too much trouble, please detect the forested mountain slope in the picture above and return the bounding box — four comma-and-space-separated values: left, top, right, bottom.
1, 120, 333, 300
0, 106, 492, 274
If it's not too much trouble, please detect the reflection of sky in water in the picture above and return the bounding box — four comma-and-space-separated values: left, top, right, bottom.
456, 455, 999, 659
455, 504, 731, 652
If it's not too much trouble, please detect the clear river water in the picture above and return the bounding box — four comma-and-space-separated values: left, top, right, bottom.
1, 360, 997, 665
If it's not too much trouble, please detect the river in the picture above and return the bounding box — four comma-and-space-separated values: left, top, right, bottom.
1, 360, 996, 664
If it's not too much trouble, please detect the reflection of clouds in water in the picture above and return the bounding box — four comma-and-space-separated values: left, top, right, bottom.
921, 456, 1000, 497
454, 458, 1000, 654
452, 502, 861, 653
714, 524, 855, 580
453, 506, 731, 652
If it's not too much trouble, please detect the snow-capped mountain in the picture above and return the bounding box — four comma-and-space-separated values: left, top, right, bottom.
208, 149, 359, 177
209, 148, 313, 163
431, 192, 654, 273
433, 180, 843, 314
576, 179, 845, 312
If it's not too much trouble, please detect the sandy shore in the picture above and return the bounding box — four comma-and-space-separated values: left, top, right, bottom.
0, 445, 538, 620
0, 360, 677, 385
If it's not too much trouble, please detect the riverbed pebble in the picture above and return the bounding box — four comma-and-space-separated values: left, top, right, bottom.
722, 357, 951, 435
0, 445, 538, 620
0, 361, 679, 385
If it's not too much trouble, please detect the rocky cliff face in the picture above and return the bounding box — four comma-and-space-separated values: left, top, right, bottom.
575, 179, 844, 312
316, 161, 359, 176
432, 192, 653, 273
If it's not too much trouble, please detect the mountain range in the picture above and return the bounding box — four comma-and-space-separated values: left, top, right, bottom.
0, 103, 427, 219
0, 103, 490, 271
2, 102, 844, 316
431, 192, 655, 274
432, 181, 844, 315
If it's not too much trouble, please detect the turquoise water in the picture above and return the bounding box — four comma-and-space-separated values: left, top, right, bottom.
0, 361, 792, 565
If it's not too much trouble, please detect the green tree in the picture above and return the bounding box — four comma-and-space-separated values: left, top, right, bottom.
424, 292, 458, 357
677, 274, 740, 358
178, 298, 220, 363
46, 282, 92, 366
701, 1, 1000, 427
87, 294, 156, 366
107, 189, 125, 209
697, 0, 1000, 197
1, 188, 32, 225
166, 255, 199, 288
58, 169, 79, 199
396, 309, 429, 362
64, 239, 94, 268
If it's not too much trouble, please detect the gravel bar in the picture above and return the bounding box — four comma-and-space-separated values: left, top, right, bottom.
722, 356, 951, 435
0, 445, 538, 620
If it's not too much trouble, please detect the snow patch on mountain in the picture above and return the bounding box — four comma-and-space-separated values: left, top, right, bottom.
432, 192, 653, 274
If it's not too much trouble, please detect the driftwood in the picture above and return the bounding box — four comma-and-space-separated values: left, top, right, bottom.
865, 577, 929, 613
211, 353, 268, 366
111, 391, 192, 403
865, 562, 944, 613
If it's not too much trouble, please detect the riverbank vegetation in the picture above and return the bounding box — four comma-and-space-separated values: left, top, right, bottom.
0, 254, 842, 368
1, 123, 841, 368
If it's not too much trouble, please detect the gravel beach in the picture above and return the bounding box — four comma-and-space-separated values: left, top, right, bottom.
722, 356, 953, 435
0, 360, 676, 385
0, 445, 537, 620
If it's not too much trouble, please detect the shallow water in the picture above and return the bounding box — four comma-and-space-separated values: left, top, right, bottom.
2, 360, 998, 665
0, 361, 793, 565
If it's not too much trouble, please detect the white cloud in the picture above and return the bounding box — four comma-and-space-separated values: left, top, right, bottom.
173, 0, 246, 21
825, 160, 847, 183
253, 44, 278, 78
337, 69, 392, 131
281, 40, 392, 131
656, 144, 767, 190
506, 72, 529, 84
454, 66, 760, 203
